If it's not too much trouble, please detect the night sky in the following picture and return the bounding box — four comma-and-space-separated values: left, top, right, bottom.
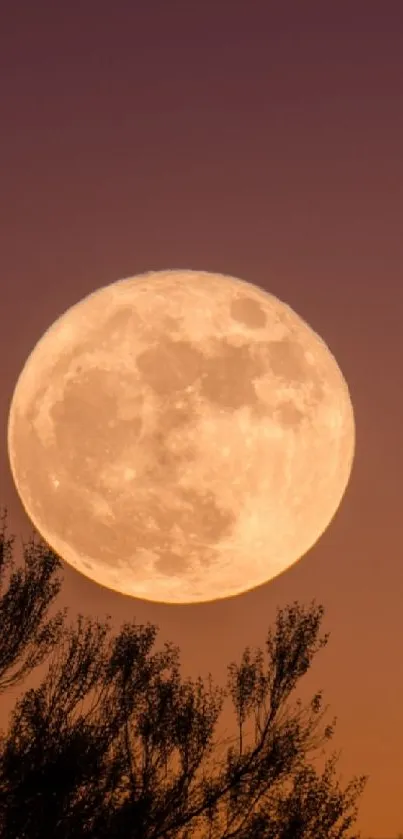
2, 5, 403, 836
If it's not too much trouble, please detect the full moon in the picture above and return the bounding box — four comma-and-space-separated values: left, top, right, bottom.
8, 270, 355, 604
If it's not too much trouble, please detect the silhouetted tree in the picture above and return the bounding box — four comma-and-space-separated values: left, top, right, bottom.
0, 517, 368, 838
0, 508, 67, 695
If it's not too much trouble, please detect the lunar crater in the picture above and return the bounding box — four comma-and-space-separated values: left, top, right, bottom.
230, 295, 267, 328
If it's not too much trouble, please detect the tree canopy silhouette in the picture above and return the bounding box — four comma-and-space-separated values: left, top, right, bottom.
0, 514, 368, 839
0, 508, 66, 695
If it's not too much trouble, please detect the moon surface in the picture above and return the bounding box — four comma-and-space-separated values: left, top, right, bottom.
8, 270, 355, 604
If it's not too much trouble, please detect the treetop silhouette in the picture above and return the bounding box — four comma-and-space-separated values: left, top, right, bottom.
0, 511, 368, 838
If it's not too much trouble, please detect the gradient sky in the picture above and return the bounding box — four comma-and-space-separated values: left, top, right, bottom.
1, 4, 403, 836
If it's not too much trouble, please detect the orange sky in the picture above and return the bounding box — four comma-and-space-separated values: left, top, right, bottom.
1, 5, 403, 836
